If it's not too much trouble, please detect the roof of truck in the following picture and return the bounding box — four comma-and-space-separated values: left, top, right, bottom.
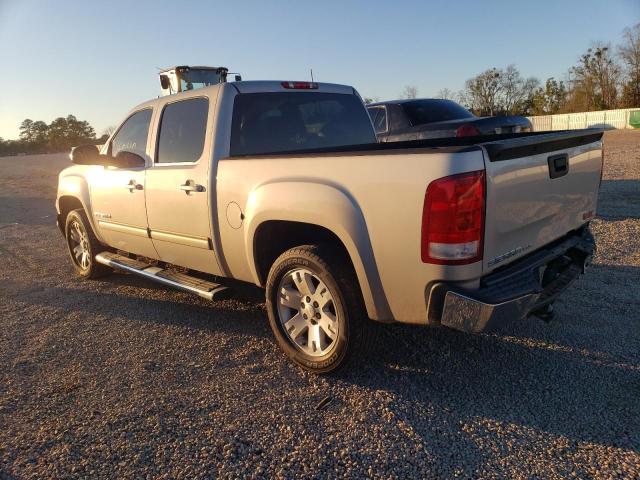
129, 80, 359, 113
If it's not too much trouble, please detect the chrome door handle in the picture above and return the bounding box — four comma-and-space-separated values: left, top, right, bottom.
180, 180, 205, 194
125, 180, 143, 192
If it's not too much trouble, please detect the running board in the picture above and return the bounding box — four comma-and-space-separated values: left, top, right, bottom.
95, 252, 228, 300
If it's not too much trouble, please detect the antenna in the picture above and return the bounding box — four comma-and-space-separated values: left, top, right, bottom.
310, 68, 314, 82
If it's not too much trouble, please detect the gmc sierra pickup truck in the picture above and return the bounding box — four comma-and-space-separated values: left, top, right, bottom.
57, 80, 602, 373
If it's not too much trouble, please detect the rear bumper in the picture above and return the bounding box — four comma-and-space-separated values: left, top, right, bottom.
427, 226, 595, 333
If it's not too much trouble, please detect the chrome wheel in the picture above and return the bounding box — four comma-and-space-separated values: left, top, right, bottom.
277, 268, 339, 357
68, 220, 91, 270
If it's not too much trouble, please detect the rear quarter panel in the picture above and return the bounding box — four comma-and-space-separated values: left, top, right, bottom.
215, 149, 486, 323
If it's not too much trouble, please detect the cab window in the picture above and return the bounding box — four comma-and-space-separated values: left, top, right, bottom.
110, 109, 152, 158
156, 97, 209, 163
367, 106, 388, 134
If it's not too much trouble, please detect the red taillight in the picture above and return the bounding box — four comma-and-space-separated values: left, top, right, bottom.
281, 81, 318, 89
456, 123, 480, 137
421, 170, 485, 265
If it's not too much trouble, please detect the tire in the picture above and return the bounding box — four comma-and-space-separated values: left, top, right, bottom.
265, 244, 375, 374
64, 209, 111, 279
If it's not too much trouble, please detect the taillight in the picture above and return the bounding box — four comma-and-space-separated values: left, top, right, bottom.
281, 81, 318, 89
421, 170, 485, 265
456, 123, 480, 137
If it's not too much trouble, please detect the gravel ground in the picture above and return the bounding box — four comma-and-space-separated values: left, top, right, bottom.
1, 131, 639, 479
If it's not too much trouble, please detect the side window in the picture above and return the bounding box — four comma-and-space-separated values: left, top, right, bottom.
111, 109, 152, 158
369, 106, 387, 134
156, 97, 209, 163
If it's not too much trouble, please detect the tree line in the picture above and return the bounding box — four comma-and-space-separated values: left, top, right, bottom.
0, 115, 107, 156
369, 23, 640, 117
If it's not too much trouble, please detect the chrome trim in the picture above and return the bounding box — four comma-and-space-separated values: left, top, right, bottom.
97, 221, 148, 237
440, 291, 539, 333
150, 230, 210, 249
95, 252, 226, 300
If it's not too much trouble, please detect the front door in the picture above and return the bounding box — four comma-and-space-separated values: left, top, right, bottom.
90, 108, 158, 259
145, 95, 222, 275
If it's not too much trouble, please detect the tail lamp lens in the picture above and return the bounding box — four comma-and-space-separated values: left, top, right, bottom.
421, 170, 485, 265
456, 123, 480, 137
281, 81, 319, 89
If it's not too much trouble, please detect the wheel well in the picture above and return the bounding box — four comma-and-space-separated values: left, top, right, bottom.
253, 220, 353, 285
58, 196, 84, 228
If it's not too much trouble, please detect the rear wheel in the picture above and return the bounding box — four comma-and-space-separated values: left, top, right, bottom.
265, 244, 374, 373
65, 209, 111, 279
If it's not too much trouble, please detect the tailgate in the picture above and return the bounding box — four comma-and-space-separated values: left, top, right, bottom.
481, 130, 603, 273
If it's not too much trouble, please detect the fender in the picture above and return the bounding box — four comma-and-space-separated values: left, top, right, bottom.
56, 170, 105, 243
243, 180, 393, 321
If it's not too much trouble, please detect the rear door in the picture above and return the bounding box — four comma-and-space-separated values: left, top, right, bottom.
482, 131, 603, 273
145, 95, 223, 276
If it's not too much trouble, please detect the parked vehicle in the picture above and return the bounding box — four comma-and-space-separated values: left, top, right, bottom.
367, 98, 532, 142
57, 80, 602, 373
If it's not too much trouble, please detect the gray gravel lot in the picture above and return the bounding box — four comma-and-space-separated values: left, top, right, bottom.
1, 131, 639, 479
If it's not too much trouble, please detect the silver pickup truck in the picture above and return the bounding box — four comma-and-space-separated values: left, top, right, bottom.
57, 80, 603, 373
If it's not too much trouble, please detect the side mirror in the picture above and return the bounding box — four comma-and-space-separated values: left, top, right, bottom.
108, 151, 146, 169
235, 75, 242, 82
70, 144, 101, 165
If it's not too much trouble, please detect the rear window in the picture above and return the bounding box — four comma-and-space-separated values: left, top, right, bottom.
402, 100, 474, 126
230, 92, 376, 156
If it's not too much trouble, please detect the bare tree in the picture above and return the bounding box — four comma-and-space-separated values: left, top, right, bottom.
435, 88, 458, 101
462, 68, 502, 115
400, 85, 418, 99
619, 23, 640, 107
102, 125, 117, 137
500, 65, 540, 114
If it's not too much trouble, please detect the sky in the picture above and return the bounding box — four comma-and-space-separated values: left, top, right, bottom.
0, 0, 638, 139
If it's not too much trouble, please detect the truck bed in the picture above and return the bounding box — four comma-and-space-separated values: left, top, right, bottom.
227, 129, 604, 160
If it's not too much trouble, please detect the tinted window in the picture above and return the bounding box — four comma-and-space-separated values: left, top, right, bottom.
111, 109, 152, 157
367, 106, 387, 134
402, 100, 475, 126
157, 97, 208, 163
230, 92, 376, 156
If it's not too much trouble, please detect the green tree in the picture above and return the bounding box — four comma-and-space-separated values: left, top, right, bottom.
19, 119, 34, 142
618, 23, 640, 107
531, 78, 569, 115
568, 44, 620, 111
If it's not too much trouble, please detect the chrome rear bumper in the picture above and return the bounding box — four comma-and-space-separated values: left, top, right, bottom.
429, 226, 595, 334
440, 291, 540, 333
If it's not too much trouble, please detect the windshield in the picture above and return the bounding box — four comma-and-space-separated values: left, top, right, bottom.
230, 92, 376, 156
180, 69, 225, 91
402, 99, 475, 126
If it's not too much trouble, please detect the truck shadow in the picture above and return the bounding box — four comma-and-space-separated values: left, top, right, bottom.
7, 263, 638, 457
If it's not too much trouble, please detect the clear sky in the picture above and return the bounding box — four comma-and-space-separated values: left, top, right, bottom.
0, 0, 638, 139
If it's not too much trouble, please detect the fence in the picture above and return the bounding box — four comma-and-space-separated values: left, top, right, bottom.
527, 108, 640, 131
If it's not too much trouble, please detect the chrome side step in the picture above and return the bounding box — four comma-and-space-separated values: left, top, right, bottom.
95, 252, 228, 300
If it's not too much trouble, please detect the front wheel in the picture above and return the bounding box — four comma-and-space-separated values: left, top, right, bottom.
265, 244, 373, 373
65, 209, 111, 279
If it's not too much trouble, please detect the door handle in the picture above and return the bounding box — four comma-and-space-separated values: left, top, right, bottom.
547, 154, 569, 179
180, 179, 205, 194
125, 180, 143, 192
